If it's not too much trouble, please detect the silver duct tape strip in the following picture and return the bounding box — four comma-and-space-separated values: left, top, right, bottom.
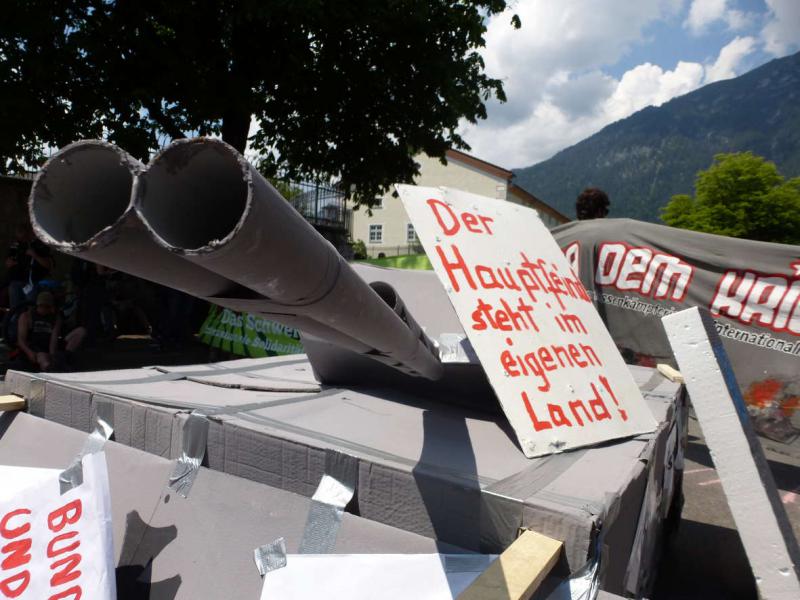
546, 554, 600, 600
478, 450, 588, 552
437, 333, 479, 364
254, 537, 287, 576
443, 554, 496, 573
27, 377, 46, 417
59, 417, 113, 494
168, 412, 209, 498
298, 451, 358, 554
297, 498, 345, 554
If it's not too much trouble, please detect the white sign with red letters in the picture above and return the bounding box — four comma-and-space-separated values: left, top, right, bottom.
398, 185, 657, 457
0, 453, 116, 600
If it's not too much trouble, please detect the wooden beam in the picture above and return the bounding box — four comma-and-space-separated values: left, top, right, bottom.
457, 530, 562, 600
0, 394, 26, 412
656, 363, 684, 383
663, 307, 800, 599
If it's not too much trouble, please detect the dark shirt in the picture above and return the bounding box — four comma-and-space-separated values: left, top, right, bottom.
28, 310, 56, 352
6, 241, 26, 281
28, 240, 52, 284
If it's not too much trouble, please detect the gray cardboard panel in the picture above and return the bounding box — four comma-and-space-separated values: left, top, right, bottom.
8, 357, 681, 580
42, 381, 94, 432
155, 354, 312, 376
222, 385, 530, 483
4, 369, 39, 397
92, 393, 182, 459
0, 412, 466, 600
0, 411, 170, 564
138, 456, 457, 600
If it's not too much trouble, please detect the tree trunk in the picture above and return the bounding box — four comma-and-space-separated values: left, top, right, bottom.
221, 111, 251, 153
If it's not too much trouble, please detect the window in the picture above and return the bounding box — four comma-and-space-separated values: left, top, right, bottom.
369, 224, 383, 243
373, 197, 384, 209
406, 223, 418, 243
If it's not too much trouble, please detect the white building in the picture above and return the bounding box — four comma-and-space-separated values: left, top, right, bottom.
349, 149, 568, 257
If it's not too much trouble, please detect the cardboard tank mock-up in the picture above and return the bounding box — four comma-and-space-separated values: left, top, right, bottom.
15, 137, 687, 597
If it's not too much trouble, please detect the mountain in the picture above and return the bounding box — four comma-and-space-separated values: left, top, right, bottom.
513, 51, 800, 222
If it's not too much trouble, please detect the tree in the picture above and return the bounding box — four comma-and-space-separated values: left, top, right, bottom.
1, 1, 518, 206
660, 152, 800, 244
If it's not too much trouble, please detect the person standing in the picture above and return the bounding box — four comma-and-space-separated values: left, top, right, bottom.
7, 223, 54, 309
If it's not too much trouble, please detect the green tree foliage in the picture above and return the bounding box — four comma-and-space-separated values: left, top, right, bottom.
350, 239, 368, 260
1, 1, 517, 206
660, 152, 800, 244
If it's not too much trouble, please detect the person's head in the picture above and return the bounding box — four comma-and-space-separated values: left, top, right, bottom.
35, 291, 56, 316
576, 188, 610, 220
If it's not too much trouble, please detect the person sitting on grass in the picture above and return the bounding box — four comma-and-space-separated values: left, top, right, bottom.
16, 291, 86, 371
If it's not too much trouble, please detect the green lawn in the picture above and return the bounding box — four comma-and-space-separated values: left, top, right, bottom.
358, 254, 433, 270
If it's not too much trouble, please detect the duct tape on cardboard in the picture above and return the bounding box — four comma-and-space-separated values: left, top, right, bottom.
547, 534, 602, 600
168, 411, 209, 498
254, 537, 287, 576
59, 405, 114, 494
28, 377, 46, 417
479, 450, 587, 552
298, 450, 358, 554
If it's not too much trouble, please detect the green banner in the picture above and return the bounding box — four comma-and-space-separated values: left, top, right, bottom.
198, 306, 304, 357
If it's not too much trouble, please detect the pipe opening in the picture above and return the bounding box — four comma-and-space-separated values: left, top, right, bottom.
31, 145, 133, 245
369, 281, 399, 310
140, 141, 248, 251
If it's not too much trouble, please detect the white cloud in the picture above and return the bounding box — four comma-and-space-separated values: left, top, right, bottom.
683, 0, 754, 35
461, 2, 759, 169
705, 36, 757, 82
761, 0, 800, 56
604, 61, 705, 121
479, 0, 682, 127
684, 0, 728, 34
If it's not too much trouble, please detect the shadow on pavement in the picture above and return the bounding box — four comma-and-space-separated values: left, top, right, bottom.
653, 518, 756, 600
686, 435, 800, 492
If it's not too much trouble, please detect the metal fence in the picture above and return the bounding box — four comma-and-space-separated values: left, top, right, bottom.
365, 243, 424, 258
283, 180, 348, 233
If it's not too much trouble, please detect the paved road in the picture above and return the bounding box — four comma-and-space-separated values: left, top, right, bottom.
653, 412, 800, 599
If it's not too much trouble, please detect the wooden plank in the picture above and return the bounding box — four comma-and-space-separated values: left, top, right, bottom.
457, 530, 562, 600
0, 394, 26, 412
663, 307, 800, 600
656, 363, 684, 384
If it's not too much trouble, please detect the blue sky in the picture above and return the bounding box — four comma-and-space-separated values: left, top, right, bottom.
461, 0, 800, 169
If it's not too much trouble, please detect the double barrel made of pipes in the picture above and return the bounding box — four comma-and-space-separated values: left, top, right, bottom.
29, 138, 442, 380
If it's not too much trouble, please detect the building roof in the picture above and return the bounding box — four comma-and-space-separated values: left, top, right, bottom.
444, 149, 514, 181
508, 183, 570, 224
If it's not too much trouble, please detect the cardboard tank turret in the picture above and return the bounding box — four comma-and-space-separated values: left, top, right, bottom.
29, 138, 493, 400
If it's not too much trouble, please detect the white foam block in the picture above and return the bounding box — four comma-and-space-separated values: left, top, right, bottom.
663, 307, 800, 599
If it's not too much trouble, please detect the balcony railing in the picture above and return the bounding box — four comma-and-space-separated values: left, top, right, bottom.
283, 180, 348, 233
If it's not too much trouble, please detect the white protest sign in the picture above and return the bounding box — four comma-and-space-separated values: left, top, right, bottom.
0, 453, 116, 600
398, 185, 657, 457
260, 554, 496, 600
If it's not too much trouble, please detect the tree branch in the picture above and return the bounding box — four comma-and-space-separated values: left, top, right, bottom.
144, 101, 186, 142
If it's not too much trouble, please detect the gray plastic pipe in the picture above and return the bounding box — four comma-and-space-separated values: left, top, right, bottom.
29, 140, 237, 298
136, 138, 442, 380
